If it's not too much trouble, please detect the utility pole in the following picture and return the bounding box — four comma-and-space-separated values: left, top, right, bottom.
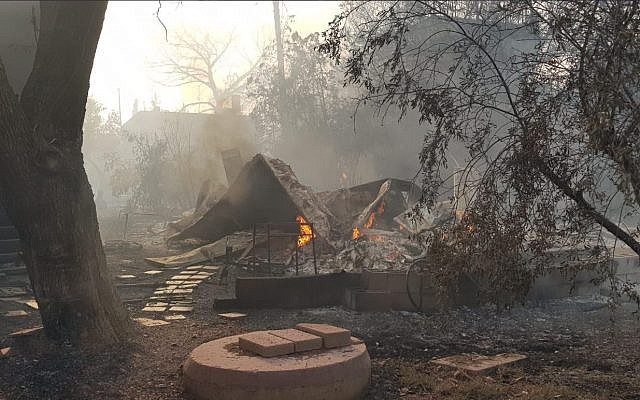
273, 1, 287, 140
117, 88, 122, 128
273, 1, 285, 84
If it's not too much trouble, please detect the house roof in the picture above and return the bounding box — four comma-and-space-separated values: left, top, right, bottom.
122, 110, 255, 137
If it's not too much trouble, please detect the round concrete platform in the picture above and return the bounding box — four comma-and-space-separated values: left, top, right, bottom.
182, 333, 371, 400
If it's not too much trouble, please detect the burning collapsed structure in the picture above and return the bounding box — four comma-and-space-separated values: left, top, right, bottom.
160, 154, 427, 275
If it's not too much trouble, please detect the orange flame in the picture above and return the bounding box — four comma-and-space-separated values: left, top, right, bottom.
352, 227, 361, 240
456, 210, 476, 233
296, 215, 315, 247
363, 201, 385, 229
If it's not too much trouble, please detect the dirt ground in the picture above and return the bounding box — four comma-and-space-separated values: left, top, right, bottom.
1, 214, 640, 400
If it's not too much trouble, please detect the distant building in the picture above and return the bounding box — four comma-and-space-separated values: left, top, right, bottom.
121, 108, 258, 190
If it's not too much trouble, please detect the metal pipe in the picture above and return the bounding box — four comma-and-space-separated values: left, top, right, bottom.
122, 212, 129, 240
311, 223, 317, 275
295, 243, 299, 275
267, 223, 271, 274
252, 224, 256, 268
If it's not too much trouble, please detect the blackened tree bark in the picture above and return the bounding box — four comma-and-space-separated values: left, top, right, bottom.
0, 1, 128, 343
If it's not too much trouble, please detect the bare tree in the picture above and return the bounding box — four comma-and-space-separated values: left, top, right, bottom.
320, 0, 640, 304
152, 30, 261, 113
0, 1, 128, 343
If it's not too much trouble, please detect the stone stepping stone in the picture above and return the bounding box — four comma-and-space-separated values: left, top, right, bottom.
116, 274, 136, 279
149, 295, 193, 301
295, 323, 351, 348
9, 326, 43, 337
0, 287, 27, 297
201, 266, 220, 271
177, 283, 198, 289
133, 317, 170, 327
430, 353, 527, 375
269, 329, 322, 352
173, 288, 193, 294
169, 305, 193, 313
4, 310, 28, 317
0, 347, 10, 357
239, 331, 294, 358
170, 300, 194, 305
0, 297, 23, 302
186, 265, 204, 270
144, 270, 163, 275
146, 302, 168, 307
218, 312, 247, 320
165, 314, 186, 320
142, 306, 167, 312
166, 280, 188, 285
18, 299, 38, 310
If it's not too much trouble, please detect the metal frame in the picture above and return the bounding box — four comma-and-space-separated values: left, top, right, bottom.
250, 221, 317, 275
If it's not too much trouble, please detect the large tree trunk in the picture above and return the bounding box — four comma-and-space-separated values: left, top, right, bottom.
0, 1, 129, 343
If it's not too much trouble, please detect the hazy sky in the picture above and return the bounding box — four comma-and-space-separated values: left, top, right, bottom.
90, 1, 341, 122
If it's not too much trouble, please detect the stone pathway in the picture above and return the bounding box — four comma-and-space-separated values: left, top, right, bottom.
136, 264, 221, 325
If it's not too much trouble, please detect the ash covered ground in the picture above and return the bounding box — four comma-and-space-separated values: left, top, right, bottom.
1, 214, 639, 400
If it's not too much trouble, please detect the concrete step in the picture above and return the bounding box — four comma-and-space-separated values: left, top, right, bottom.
0, 239, 20, 253
0, 213, 11, 226
0, 252, 20, 264
0, 225, 18, 239
0, 265, 26, 274
0, 207, 10, 224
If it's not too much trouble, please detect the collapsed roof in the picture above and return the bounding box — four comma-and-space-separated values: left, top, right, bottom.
318, 178, 422, 232
169, 154, 336, 248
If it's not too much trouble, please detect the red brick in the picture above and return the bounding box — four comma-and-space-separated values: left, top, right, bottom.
239, 331, 294, 357
269, 329, 322, 352
295, 323, 351, 348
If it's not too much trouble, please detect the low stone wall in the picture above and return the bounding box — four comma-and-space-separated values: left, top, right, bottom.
215, 256, 640, 311
228, 272, 362, 309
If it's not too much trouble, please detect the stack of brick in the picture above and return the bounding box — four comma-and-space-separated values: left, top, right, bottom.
238, 323, 355, 358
